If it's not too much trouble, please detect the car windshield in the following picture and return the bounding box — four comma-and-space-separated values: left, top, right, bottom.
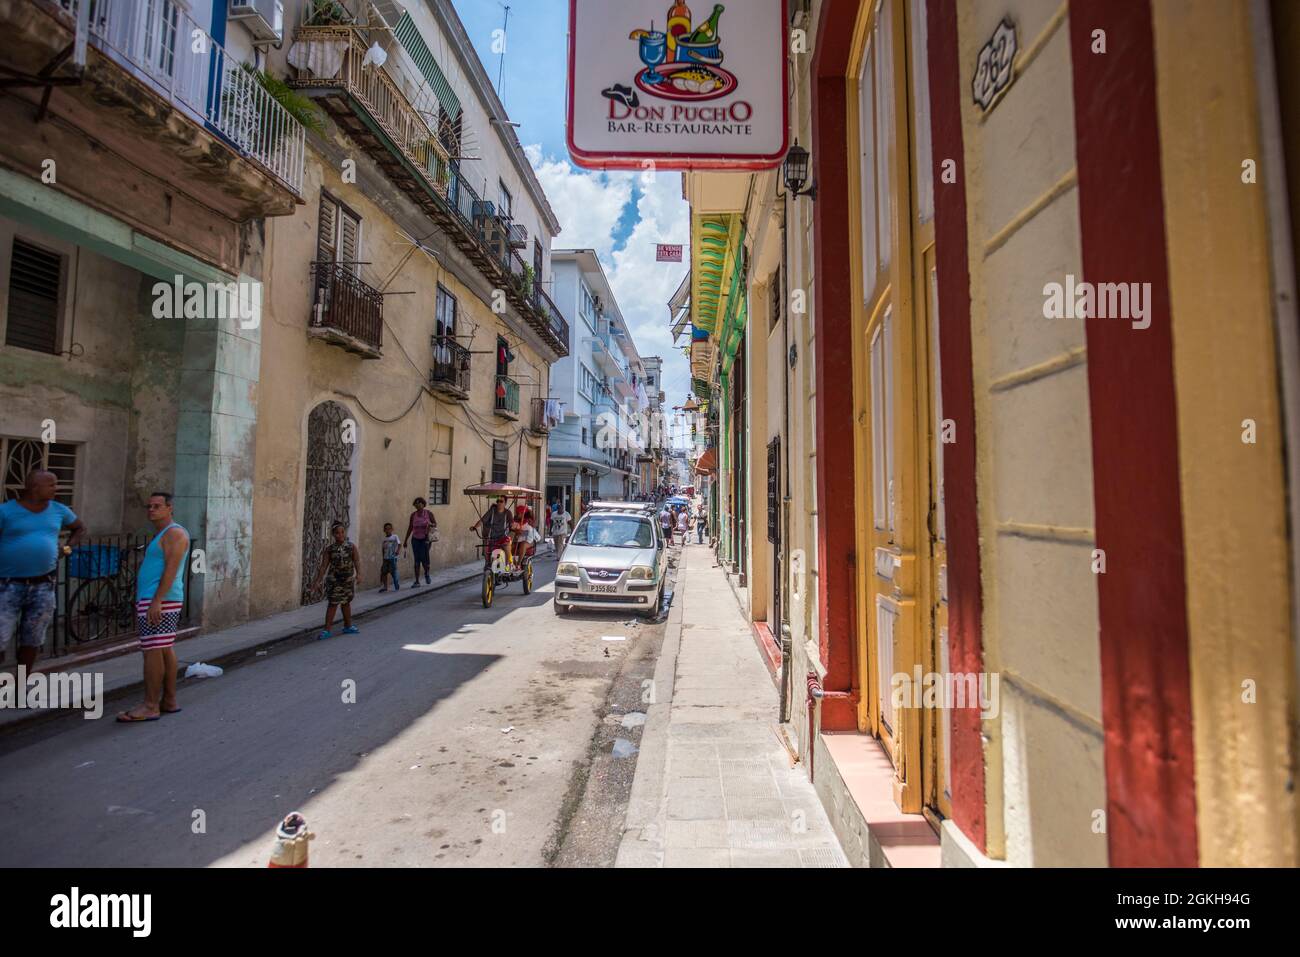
571, 514, 654, 548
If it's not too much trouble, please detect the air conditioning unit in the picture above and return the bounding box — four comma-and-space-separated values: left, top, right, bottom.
229, 0, 284, 43
508, 222, 527, 248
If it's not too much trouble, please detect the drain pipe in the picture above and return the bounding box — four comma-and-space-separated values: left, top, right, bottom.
805, 672, 852, 783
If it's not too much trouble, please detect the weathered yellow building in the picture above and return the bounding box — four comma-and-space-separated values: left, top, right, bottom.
247, 0, 566, 616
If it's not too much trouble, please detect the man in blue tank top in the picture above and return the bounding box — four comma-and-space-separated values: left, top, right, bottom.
117, 491, 189, 723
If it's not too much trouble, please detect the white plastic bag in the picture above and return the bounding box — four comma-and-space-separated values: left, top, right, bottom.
184, 662, 223, 679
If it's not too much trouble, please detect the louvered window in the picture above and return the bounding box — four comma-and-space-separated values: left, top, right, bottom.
317, 193, 362, 276
5, 237, 63, 354
492, 440, 508, 485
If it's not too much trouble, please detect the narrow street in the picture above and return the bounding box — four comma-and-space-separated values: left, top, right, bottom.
0, 557, 672, 867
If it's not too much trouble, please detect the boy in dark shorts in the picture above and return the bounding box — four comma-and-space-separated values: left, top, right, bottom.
379, 522, 401, 592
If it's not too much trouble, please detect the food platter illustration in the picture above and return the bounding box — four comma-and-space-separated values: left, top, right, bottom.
634, 61, 738, 101
621, 4, 738, 103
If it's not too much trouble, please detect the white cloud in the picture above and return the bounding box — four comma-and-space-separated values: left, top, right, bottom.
525, 144, 631, 261
527, 146, 695, 411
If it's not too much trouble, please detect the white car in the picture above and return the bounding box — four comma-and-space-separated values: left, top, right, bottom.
553, 502, 668, 617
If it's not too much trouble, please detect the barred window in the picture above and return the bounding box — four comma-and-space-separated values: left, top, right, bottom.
429, 478, 450, 505
1, 437, 77, 506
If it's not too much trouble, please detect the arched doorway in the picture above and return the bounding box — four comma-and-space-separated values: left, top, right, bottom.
301, 401, 354, 605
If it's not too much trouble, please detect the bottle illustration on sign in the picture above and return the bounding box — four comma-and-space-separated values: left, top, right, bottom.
625, 4, 734, 102
667, 3, 692, 61
687, 5, 724, 43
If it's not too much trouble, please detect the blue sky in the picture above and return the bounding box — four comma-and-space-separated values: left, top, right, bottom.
451, 0, 694, 417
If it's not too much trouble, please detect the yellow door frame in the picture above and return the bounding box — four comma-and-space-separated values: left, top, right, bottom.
845, 0, 932, 814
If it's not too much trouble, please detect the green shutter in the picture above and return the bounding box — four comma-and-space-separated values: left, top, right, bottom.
393, 13, 461, 122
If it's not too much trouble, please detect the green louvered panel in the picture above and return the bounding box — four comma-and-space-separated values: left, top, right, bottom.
394, 13, 461, 120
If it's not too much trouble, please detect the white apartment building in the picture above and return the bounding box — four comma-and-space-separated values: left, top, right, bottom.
546, 249, 650, 511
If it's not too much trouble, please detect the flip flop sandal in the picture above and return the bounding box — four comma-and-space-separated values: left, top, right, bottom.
116, 712, 160, 723
162, 707, 183, 715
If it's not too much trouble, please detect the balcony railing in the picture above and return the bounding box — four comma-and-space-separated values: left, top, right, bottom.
290, 24, 451, 192
495, 374, 520, 419
58, 0, 306, 194
309, 261, 383, 357
430, 335, 471, 398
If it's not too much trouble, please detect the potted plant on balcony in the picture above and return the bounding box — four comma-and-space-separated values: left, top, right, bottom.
306, 0, 355, 25
517, 264, 535, 300
223, 65, 325, 157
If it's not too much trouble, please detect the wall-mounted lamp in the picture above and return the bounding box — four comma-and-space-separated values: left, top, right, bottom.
783, 141, 817, 200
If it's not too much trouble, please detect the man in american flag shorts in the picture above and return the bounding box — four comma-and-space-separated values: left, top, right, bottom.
117, 492, 190, 723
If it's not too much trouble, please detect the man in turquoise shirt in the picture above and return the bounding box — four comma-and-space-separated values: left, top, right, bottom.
117, 491, 189, 723
0, 470, 85, 670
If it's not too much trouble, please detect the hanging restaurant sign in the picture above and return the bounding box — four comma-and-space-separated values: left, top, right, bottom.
567, 0, 790, 170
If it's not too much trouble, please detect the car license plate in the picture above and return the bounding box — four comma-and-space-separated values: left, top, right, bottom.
589, 584, 617, 593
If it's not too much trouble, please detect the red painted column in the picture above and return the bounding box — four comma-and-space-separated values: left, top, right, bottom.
1068, 0, 1198, 866
925, 0, 987, 853
811, 0, 863, 731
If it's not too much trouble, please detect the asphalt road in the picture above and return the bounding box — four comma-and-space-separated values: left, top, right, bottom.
0, 558, 672, 867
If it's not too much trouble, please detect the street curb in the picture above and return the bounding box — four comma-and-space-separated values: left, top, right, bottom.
615, 545, 688, 867
0, 568, 482, 737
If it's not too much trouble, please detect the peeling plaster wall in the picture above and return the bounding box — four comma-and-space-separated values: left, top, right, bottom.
0, 216, 180, 536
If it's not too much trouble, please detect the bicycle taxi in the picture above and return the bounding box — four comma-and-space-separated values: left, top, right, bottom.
465, 482, 543, 608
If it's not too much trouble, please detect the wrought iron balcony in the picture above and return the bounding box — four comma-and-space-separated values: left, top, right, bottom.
309, 261, 383, 357
495, 374, 520, 419
430, 335, 471, 399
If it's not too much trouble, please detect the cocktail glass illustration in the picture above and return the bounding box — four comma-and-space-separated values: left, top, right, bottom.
639, 30, 668, 84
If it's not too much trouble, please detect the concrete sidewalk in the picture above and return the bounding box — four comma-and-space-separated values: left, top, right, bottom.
0, 556, 489, 731
616, 542, 847, 867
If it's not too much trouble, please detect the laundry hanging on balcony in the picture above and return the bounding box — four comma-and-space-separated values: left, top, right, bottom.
287, 37, 348, 80
544, 399, 565, 427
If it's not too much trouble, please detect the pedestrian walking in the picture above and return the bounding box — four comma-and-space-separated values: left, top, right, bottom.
310, 522, 361, 640
403, 497, 436, 588
116, 491, 189, 722
550, 500, 571, 556
675, 507, 689, 545
696, 509, 707, 544
0, 470, 86, 673
378, 522, 401, 592
659, 505, 674, 543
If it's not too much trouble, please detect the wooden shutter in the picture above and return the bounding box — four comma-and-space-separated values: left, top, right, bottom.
338, 210, 360, 270
317, 195, 338, 263
5, 237, 62, 354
